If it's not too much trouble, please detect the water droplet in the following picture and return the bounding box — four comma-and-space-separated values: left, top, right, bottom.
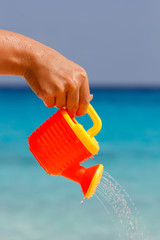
80, 197, 87, 204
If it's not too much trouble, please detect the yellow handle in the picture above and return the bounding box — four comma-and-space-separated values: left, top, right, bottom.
86, 104, 102, 138
61, 104, 102, 139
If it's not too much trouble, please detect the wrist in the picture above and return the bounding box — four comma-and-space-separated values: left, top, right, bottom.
14, 35, 37, 78
20, 38, 48, 79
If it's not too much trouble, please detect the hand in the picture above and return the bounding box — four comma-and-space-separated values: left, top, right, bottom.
24, 42, 92, 117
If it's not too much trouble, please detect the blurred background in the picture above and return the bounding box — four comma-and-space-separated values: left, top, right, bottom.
0, 1, 160, 240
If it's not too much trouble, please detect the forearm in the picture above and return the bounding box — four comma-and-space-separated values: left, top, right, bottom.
0, 30, 90, 116
0, 30, 34, 77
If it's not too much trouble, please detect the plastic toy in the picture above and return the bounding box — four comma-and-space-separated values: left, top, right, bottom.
28, 104, 103, 199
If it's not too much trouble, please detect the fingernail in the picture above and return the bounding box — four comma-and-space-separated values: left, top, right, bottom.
89, 94, 93, 101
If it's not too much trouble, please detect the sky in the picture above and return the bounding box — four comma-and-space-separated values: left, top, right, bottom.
0, 0, 160, 88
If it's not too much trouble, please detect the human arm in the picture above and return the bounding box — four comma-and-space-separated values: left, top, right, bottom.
0, 30, 91, 116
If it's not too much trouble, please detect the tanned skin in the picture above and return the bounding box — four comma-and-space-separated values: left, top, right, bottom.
0, 30, 92, 117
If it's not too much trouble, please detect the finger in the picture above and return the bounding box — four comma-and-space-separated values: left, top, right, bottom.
76, 80, 90, 116
43, 96, 56, 108
55, 91, 67, 109
66, 88, 79, 118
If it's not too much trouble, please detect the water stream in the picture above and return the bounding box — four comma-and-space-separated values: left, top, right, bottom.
94, 171, 149, 240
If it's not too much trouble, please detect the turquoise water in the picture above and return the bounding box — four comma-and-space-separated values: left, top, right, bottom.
0, 89, 160, 240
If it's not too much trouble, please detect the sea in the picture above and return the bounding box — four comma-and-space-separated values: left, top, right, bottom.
0, 88, 160, 240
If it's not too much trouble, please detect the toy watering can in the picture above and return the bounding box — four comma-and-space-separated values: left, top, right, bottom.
28, 104, 103, 199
